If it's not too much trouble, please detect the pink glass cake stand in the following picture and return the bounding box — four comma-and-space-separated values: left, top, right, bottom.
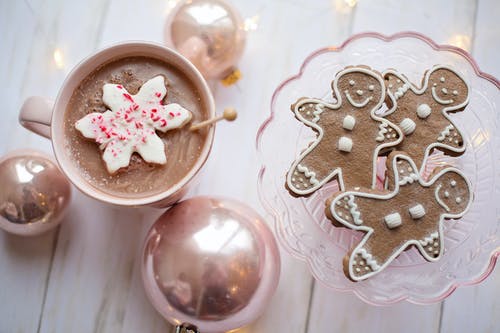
257, 32, 499, 305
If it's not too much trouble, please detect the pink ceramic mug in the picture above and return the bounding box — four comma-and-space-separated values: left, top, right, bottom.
19, 42, 215, 207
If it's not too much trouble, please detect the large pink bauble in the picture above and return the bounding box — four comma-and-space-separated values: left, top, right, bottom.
164, 0, 246, 79
0, 150, 71, 236
142, 197, 280, 333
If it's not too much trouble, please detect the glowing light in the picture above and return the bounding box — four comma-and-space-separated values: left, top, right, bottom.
345, 0, 358, 7
333, 0, 357, 13
165, 0, 179, 13
53, 48, 65, 69
448, 34, 471, 51
243, 14, 260, 31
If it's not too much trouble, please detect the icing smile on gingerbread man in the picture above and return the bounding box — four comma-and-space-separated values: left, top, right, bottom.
343, 79, 375, 108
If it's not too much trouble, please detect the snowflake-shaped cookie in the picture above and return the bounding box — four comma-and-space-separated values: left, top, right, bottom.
75, 75, 192, 173
326, 151, 472, 281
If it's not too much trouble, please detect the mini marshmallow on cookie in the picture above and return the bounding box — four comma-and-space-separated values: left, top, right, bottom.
382, 65, 470, 173
75, 75, 192, 173
286, 66, 403, 196
326, 151, 472, 281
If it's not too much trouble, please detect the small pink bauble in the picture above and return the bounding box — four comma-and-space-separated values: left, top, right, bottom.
164, 0, 246, 79
0, 150, 71, 236
142, 197, 280, 333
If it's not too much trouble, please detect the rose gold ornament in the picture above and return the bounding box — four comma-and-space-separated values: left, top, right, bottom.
142, 197, 280, 333
0, 150, 71, 236
165, 0, 246, 80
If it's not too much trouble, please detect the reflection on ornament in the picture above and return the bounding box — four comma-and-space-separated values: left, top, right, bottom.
142, 197, 280, 333
164, 0, 246, 80
0, 150, 71, 236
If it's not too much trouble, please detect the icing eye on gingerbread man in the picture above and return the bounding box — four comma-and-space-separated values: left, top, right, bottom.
326, 151, 472, 281
429, 68, 469, 107
335, 71, 383, 109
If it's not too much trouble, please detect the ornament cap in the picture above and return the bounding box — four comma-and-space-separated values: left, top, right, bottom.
175, 323, 200, 333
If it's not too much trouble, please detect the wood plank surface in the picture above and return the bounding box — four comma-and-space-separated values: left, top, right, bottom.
0, 1, 497, 332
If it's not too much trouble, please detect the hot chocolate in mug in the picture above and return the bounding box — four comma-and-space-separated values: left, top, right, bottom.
20, 42, 215, 207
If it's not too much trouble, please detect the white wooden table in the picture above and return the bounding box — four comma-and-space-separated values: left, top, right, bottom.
1, 0, 498, 332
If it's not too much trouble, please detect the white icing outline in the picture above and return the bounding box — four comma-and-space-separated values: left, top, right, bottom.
382, 65, 470, 174
311, 103, 324, 123
296, 164, 319, 185
434, 184, 450, 212
432, 86, 453, 104
345, 90, 371, 107
419, 232, 439, 246
357, 248, 381, 271
286, 67, 403, 195
347, 195, 363, 225
328, 153, 472, 281
437, 124, 454, 142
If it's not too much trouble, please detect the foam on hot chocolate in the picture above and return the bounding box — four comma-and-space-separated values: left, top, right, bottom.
64, 56, 209, 198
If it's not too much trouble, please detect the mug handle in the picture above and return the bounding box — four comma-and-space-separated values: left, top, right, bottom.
19, 96, 54, 139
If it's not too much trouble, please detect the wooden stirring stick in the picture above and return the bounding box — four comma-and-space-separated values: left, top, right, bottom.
189, 108, 238, 131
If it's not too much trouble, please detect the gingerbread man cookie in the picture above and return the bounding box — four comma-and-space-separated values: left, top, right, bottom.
286, 66, 403, 195
326, 151, 472, 281
382, 65, 469, 173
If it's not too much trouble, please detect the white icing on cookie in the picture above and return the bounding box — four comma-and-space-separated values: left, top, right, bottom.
434, 183, 450, 212
286, 67, 403, 195
345, 90, 371, 108
75, 75, 192, 173
342, 115, 356, 130
296, 164, 319, 185
384, 212, 402, 229
399, 118, 416, 135
375, 122, 388, 142
382, 65, 470, 174
347, 195, 363, 225
437, 124, 454, 142
311, 104, 324, 123
432, 85, 453, 104
398, 173, 419, 185
329, 153, 472, 281
357, 248, 381, 271
338, 136, 353, 152
394, 83, 410, 100
409, 204, 426, 219
416, 103, 431, 119
420, 232, 439, 246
